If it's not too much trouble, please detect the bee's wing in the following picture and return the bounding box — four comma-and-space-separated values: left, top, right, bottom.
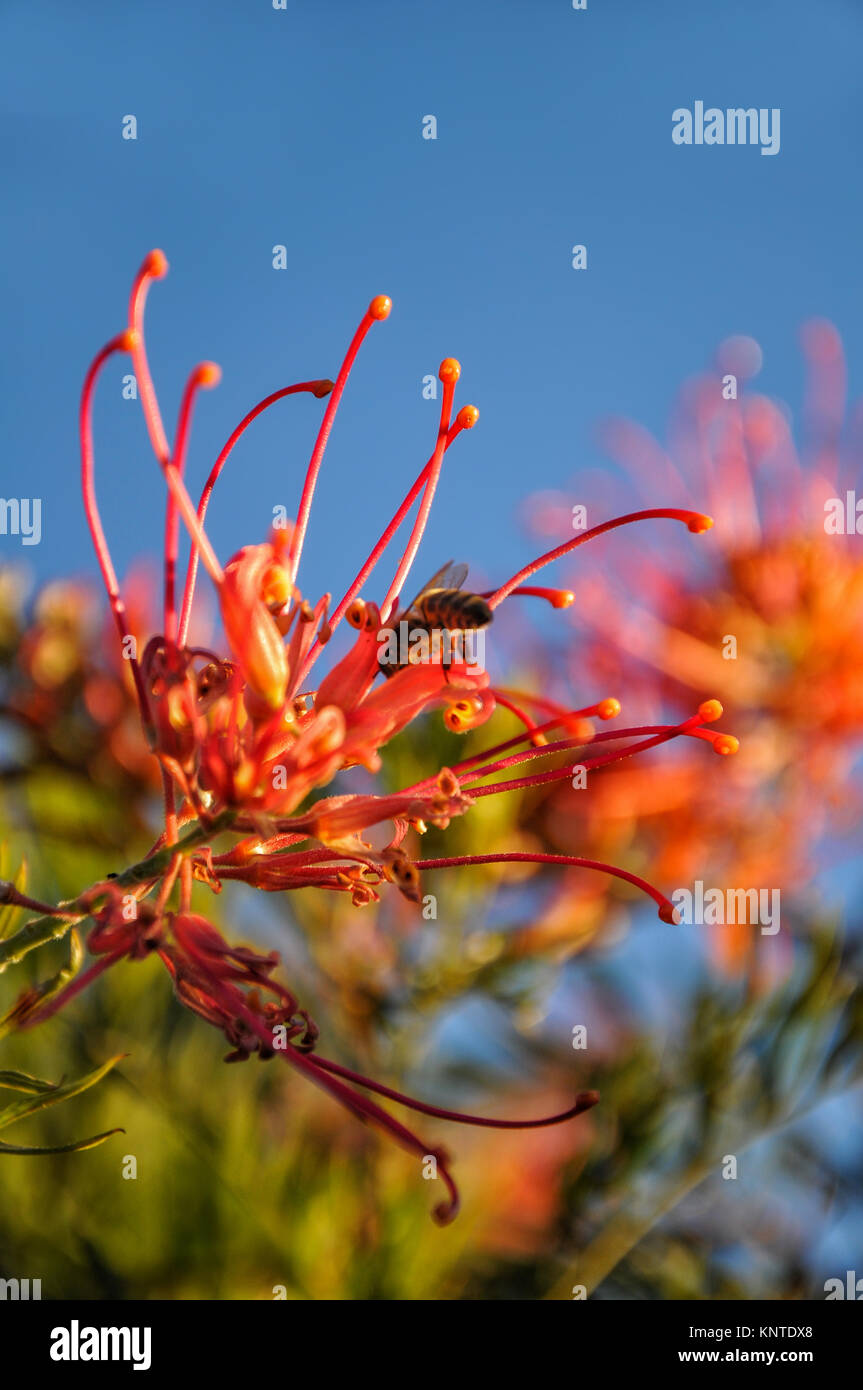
402, 561, 468, 615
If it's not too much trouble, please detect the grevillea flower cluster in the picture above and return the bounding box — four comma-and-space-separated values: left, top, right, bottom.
0, 573, 160, 811
522, 325, 859, 974
4, 251, 738, 1221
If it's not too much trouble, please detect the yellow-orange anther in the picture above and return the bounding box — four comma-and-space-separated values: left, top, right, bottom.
457, 404, 480, 429
346, 599, 367, 629
598, 697, 621, 720
261, 562, 292, 611
195, 361, 222, 389
145, 249, 168, 280
369, 295, 392, 321
688, 514, 713, 534
444, 695, 482, 732
439, 358, 461, 384
118, 328, 138, 352
698, 699, 723, 723
713, 734, 739, 756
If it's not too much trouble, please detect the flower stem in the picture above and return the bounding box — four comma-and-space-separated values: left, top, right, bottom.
0, 810, 236, 973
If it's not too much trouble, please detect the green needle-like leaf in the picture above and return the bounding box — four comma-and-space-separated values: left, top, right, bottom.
0, 1069, 60, 1095
0, 853, 28, 940
0, 1054, 126, 1132
0, 928, 84, 1040
0, 1128, 124, 1155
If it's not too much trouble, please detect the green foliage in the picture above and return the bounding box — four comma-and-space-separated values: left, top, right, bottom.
0, 929, 83, 1040
543, 920, 863, 1299
0, 1051, 124, 1156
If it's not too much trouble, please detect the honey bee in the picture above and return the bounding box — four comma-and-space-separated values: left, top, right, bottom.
380, 561, 492, 678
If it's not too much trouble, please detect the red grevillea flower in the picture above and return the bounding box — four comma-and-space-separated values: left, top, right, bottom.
24, 248, 741, 1220
522, 324, 860, 974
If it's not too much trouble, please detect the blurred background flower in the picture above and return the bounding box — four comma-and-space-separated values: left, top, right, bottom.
519, 324, 863, 977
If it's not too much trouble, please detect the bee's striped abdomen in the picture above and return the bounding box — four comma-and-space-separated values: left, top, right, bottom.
418, 589, 492, 629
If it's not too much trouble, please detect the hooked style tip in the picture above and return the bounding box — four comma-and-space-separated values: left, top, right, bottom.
314, 378, 336, 398
432, 1197, 460, 1226
659, 902, 682, 925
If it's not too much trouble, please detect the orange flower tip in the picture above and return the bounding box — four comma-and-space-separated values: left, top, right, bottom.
195, 361, 222, 389
369, 294, 392, 321
118, 328, 138, 352
457, 404, 480, 429
439, 357, 461, 384
698, 699, 723, 723
597, 697, 621, 720
144, 249, 168, 280
688, 513, 713, 534
553, 589, 576, 609
713, 733, 739, 757
314, 378, 336, 398
659, 903, 682, 925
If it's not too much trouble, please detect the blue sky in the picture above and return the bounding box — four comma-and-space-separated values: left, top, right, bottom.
1, 0, 861, 617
